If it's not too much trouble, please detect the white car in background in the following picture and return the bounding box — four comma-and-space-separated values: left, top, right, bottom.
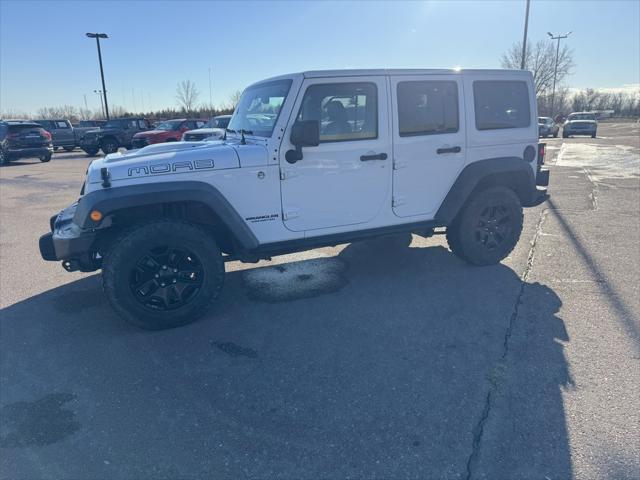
182, 115, 232, 141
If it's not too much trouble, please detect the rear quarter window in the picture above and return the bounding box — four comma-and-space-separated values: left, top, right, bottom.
473, 80, 531, 130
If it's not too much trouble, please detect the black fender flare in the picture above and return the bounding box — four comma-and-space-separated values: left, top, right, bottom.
434, 157, 536, 225
73, 181, 259, 250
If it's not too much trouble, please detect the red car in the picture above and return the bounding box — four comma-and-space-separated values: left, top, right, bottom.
131, 119, 206, 148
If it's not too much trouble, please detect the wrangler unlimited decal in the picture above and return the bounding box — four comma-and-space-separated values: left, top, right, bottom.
128, 159, 215, 177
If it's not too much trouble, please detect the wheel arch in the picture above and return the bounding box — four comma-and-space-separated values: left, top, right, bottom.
435, 157, 535, 225
75, 181, 258, 254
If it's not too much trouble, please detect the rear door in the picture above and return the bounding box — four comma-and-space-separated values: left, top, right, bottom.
390, 75, 466, 218
279, 77, 391, 232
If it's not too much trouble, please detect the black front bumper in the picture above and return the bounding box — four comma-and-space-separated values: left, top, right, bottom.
39, 203, 98, 271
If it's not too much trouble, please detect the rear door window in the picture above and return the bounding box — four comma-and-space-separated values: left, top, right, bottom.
473, 81, 530, 130
397, 81, 459, 136
55, 121, 70, 129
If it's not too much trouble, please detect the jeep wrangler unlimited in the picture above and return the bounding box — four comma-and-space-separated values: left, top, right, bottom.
40, 69, 549, 330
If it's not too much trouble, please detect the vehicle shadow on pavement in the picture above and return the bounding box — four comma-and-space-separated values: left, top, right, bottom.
0, 235, 572, 479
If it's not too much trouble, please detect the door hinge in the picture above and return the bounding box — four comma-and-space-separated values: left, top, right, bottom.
392, 196, 406, 207
283, 209, 300, 220
280, 170, 298, 180
393, 159, 407, 170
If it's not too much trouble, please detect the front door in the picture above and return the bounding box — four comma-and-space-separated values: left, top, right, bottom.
279, 77, 391, 232
390, 75, 466, 218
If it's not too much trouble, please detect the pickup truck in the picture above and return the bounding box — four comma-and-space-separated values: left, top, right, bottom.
80, 118, 152, 156
33, 119, 77, 152
33, 119, 108, 152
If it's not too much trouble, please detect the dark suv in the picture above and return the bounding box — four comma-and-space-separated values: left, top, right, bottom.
0, 121, 53, 165
79, 118, 152, 156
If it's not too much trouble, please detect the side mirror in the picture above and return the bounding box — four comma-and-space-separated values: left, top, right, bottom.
286, 120, 319, 164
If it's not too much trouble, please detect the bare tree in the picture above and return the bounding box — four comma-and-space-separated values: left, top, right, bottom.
175, 80, 200, 112
228, 90, 242, 109
501, 39, 574, 96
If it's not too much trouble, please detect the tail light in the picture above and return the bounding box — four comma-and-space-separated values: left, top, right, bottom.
538, 143, 546, 166
40, 129, 52, 141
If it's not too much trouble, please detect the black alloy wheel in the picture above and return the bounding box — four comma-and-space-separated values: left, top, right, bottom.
130, 246, 204, 311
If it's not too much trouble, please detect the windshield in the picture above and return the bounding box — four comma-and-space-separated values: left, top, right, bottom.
155, 120, 183, 131
103, 120, 128, 129
568, 113, 596, 121
227, 79, 292, 137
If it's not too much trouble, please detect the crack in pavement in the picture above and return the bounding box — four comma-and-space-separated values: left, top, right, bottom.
464, 209, 549, 480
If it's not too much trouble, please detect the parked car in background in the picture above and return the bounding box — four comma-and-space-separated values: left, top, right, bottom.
182, 114, 232, 141
80, 118, 152, 156
562, 112, 597, 138
0, 120, 53, 165
73, 120, 107, 144
33, 119, 77, 152
131, 119, 206, 148
538, 117, 559, 138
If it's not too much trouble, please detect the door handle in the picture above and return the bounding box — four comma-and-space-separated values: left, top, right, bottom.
360, 153, 388, 161
436, 146, 461, 154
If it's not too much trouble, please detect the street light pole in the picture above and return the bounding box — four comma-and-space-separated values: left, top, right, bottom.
86, 33, 110, 120
520, 0, 531, 69
547, 31, 572, 118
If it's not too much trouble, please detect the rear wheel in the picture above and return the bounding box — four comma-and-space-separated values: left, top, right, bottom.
0, 148, 8, 165
39, 153, 52, 162
102, 221, 225, 330
446, 187, 523, 266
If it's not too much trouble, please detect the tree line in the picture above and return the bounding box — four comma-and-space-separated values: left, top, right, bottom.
502, 37, 639, 117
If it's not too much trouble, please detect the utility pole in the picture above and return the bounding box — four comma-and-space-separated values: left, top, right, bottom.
94, 90, 105, 118
86, 33, 110, 120
547, 31, 572, 117
520, 0, 531, 69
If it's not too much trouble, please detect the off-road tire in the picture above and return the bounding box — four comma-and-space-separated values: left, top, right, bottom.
83, 147, 99, 156
101, 137, 119, 154
39, 153, 52, 162
102, 220, 225, 330
446, 187, 523, 266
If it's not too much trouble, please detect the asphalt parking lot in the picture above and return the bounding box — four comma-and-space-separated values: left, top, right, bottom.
1, 122, 639, 479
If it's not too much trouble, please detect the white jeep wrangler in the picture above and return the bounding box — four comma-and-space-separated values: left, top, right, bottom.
40, 69, 549, 330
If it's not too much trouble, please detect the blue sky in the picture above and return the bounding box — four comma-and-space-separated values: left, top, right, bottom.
1, 0, 638, 115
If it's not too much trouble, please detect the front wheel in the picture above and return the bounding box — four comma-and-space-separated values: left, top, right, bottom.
83, 147, 99, 156
102, 221, 225, 330
101, 138, 119, 154
446, 187, 523, 266
40, 153, 52, 162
